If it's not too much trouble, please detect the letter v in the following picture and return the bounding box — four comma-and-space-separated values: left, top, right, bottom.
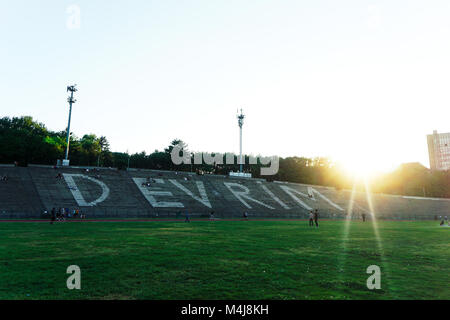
169, 179, 212, 208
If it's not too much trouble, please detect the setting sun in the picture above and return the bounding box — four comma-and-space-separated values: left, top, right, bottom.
336, 153, 395, 179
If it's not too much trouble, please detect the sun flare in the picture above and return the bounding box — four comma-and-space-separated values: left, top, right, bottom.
336, 153, 392, 179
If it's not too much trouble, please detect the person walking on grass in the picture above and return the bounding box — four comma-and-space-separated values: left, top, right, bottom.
243, 211, 248, 221
185, 210, 190, 223
362, 213, 366, 222
50, 207, 56, 225
308, 210, 314, 227
313, 209, 319, 228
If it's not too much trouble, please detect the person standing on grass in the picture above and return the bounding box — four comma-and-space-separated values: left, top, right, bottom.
243, 211, 248, 220
56, 207, 61, 221
313, 209, 319, 228
362, 213, 366, 222
50, 207, 56, 224
185, 210, 190, 223
309, 210, 314, 227
210, 211, 215, 221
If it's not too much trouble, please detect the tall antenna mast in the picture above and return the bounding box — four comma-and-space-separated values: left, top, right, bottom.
65, 84, 78, 162
237, 108, 245, 173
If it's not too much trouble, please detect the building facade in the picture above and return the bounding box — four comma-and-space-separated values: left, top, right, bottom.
427, 130, 450, 171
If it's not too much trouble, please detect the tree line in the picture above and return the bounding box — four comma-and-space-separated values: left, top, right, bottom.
1, 116, 448, 198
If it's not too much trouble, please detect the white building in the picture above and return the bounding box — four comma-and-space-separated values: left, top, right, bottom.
427, 130, 450, 171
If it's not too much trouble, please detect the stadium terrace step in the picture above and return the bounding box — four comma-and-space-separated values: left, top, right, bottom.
0, 167, 44, 218
0, 167, 449, 219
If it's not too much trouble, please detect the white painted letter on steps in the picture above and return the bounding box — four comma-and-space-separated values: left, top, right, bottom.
224, 182, 274, 209
308, 187, 344, 211
133, 178, 184, 208
63, 174, 110, 207
169, 180, 211, 208
259, 182, 290, 209
279, 185, 313, 211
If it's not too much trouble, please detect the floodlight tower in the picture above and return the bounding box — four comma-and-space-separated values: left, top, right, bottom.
65, 85, 78, 161
237, 108, 245, 173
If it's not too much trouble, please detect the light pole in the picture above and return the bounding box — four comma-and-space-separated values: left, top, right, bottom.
65, 85, 77, 162
237, 109, 245, 173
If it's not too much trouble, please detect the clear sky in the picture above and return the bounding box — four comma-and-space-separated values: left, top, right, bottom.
1, 0, 449, 173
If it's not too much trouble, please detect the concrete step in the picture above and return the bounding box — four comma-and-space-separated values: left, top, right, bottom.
0, 167, 448, 219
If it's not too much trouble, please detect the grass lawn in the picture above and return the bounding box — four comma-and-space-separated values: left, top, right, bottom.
0, 220, 448, 300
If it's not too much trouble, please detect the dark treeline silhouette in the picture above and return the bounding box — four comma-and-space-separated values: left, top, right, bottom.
0, 116, 113, 167
1, 116, 449, 198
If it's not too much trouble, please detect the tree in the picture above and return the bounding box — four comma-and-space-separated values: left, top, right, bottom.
98, 136, 113, 167
79, 134, 101, 166
164, 139, 188, 170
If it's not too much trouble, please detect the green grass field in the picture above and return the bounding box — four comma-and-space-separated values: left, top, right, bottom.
0, 220, 448, 300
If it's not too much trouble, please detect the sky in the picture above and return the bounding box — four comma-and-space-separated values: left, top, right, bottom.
1, 0, 449, 173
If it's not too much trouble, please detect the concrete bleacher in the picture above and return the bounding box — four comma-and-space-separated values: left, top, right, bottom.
27, 166, 153, 218
0, 166, 449, 219
0, 166, 45, 218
